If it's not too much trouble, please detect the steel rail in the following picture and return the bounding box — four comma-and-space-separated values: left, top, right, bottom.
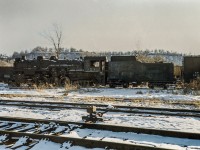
0, 130, 171, 150
1, 99, 200, 113
0, 116, 199, 140
0, 99, 200, 118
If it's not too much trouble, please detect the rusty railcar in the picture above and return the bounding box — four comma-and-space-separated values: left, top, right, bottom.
183, 56, 200, 83
108, 56, 175, 88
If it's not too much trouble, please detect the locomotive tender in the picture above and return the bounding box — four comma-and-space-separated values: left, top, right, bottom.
108, 56, 174, 88
0, 55, 177, 88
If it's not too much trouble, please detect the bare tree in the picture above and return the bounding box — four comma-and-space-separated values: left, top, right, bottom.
41, 24, 63, 58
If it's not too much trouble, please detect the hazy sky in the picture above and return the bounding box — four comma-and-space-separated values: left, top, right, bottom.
1, 0, 200, 55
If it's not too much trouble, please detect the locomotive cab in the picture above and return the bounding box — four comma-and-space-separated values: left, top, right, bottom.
84, 56, 106, 72
83, 56, 107, 85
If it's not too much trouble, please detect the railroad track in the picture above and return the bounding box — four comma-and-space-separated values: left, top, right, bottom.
0, 116, 199, 150
0, 99, 200, 118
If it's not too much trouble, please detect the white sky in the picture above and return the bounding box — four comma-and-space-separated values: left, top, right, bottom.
0, 0, 200, 55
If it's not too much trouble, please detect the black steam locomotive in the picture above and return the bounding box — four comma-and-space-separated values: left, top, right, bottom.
6, 56, 106, 87
0, 55, 178, 88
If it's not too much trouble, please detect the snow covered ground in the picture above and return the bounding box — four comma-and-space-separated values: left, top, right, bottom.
69, 88, 200, 101
0, 84, 199, 102
0, 106, 200, 133
0, 139, 102, 150
0, 83, 200, 149
0, 86, 199, 109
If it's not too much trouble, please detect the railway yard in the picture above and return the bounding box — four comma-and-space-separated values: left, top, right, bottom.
1, 0, 200, 149
0, 84, 199, 149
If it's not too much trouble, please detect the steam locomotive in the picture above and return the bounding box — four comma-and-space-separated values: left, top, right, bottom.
4, 56, 107, 87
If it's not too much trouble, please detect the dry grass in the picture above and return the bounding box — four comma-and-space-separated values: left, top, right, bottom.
183, 78, 200, 95
32, 83, 54, 89
0, 93, 52, 98
63, 83, 79, 96
65, 83, 79, 91
188, 79, 200, 90
32, 82, 79, 90
0, 94, 30, 98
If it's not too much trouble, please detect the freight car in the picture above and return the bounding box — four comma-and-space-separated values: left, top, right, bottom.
183, 56, 200, 83
6, 56, 106, 87
107, 56, 175, 88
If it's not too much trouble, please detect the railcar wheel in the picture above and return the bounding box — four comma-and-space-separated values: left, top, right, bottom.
42, 77, 50, 87
15, 74, 24, 84
15, 82, 21, 87
149, 84, 154, 89
123, 83, 129, 88
33, 74, 40, 86
52, 77, 59, 86
60, 77, 71, 87
109, 83, 116, 88
163, 84, 167, 89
